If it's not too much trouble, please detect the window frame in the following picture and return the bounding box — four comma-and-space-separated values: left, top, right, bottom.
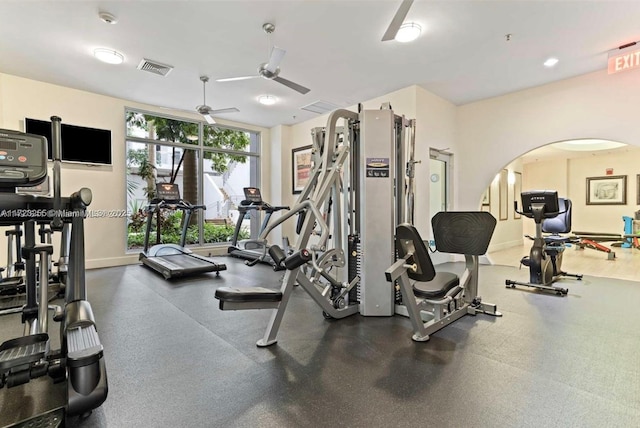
124, 107, 261, 252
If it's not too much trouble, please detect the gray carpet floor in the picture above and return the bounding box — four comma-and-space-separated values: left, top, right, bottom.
1, 257, 639, 427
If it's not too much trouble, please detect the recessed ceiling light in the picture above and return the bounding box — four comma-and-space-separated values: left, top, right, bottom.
258, 95, 277, 106
395, 22, 421, 43
543, 57, 559, 67
93, 48, 124, 64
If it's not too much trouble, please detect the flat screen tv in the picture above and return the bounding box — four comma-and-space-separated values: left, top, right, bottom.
25, 118, 112, 165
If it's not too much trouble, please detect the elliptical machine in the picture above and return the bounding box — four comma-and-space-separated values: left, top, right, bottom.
506, 190, 583, 296
0, 118, 107, 426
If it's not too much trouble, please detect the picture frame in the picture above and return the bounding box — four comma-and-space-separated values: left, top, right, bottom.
637, 175, 640, 205
586, 175, 627, 205
481, 188, 490, 206
291, 145, 313, 194
499, 169, 508, 220
513, 171, 522, 219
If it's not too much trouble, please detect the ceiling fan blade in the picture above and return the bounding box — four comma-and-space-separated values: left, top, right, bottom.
381, 0, 414, 41
216, 75, 259, 82
208, 107, 240, 115
273, 76, 310, 94
266, 47, 286, 73
202, 113, 216, 125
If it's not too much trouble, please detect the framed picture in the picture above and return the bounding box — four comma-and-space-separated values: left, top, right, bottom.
291, 145, 313, 194
637, 175, 640, 205
513, 171, 522, 219
586, 175, 627, 205
499, 169, 508, 220
481, 188, 490, 206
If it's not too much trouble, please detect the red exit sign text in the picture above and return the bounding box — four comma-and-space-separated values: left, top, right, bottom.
608, 47, 640, 74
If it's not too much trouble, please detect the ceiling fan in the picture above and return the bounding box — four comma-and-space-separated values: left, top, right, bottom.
381, 0, 414, 41
196, 75, 239, 124
216, 23, 310, 95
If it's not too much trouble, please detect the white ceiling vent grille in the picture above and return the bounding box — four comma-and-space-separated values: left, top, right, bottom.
301, 100, 341, 114
137, 59, 173, 77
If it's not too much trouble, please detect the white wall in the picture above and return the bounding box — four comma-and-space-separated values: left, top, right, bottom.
0, 73, 270, 268
457, 68, 640, 216
485, 158, 525, 251
458, 69, 640, 255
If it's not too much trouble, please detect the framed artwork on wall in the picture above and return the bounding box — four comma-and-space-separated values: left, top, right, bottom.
481, 188, 490, 206
513, 171, 522, 219
499, 169, 508, 220
291, 145, 313, 194
586, 175, 627, 205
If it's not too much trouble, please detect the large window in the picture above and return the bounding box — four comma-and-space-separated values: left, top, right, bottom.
125, 110, 260, 251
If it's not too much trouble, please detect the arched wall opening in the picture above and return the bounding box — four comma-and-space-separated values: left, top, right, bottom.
456, 69, 640, 214
454, 69, 640, 279
477, 138, 640, 278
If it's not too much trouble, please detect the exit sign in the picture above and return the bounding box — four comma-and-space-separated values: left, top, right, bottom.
608, 44, 640, 74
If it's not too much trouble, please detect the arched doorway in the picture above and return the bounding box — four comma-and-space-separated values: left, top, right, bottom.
481, 139, 639, 281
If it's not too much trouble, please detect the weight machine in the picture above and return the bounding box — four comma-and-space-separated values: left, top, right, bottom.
216, 104, 419, 345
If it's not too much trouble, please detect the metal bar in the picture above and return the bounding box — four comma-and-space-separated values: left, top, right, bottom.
37, 249, 49, 333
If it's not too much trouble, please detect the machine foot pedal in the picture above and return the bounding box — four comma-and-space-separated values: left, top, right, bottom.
67, 325, 104, 366
0, 333, 49, 371
7, 408, 64, 428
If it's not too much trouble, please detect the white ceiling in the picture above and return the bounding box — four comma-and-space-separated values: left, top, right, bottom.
1, 1, 639, 128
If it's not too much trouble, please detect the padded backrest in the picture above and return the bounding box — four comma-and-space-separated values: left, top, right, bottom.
542, 198, 572, 234
395, 223, 436, 282
431, 211, 497, 255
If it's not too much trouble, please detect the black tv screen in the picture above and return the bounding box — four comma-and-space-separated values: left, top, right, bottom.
25, 118, 112, 165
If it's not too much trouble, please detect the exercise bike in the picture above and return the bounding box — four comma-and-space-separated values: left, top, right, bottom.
505, 190, 583, 296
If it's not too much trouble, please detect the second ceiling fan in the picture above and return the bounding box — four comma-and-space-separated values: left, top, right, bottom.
216, 23, 310, 95
196, 75, 239, 124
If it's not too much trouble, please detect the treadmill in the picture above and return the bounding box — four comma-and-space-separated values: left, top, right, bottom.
139, 183, 226, 279
227, 187, 288, 267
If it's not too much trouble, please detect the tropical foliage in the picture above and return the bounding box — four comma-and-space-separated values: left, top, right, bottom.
125, 111, 251, 249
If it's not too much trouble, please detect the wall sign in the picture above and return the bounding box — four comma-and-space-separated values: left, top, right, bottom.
608, 45, 640, 74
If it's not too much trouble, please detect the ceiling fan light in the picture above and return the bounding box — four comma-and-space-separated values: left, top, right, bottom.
395, 22, 421, 43
93, 48, 124, 64
258, 95, 277, 106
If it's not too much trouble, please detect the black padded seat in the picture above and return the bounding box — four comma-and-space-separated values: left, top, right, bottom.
215, 286, 283, 303
412, 272, 459, 299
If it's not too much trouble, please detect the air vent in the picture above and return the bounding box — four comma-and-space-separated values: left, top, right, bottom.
137, 59, 173, 77
300, 100, 341, 114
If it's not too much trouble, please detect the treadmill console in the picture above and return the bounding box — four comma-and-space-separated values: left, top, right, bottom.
243, 187, 263, 205
155, 183, 181, 203
0, 129, 48, 188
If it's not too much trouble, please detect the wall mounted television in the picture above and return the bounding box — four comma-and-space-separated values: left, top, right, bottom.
24, 118, 112, 165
